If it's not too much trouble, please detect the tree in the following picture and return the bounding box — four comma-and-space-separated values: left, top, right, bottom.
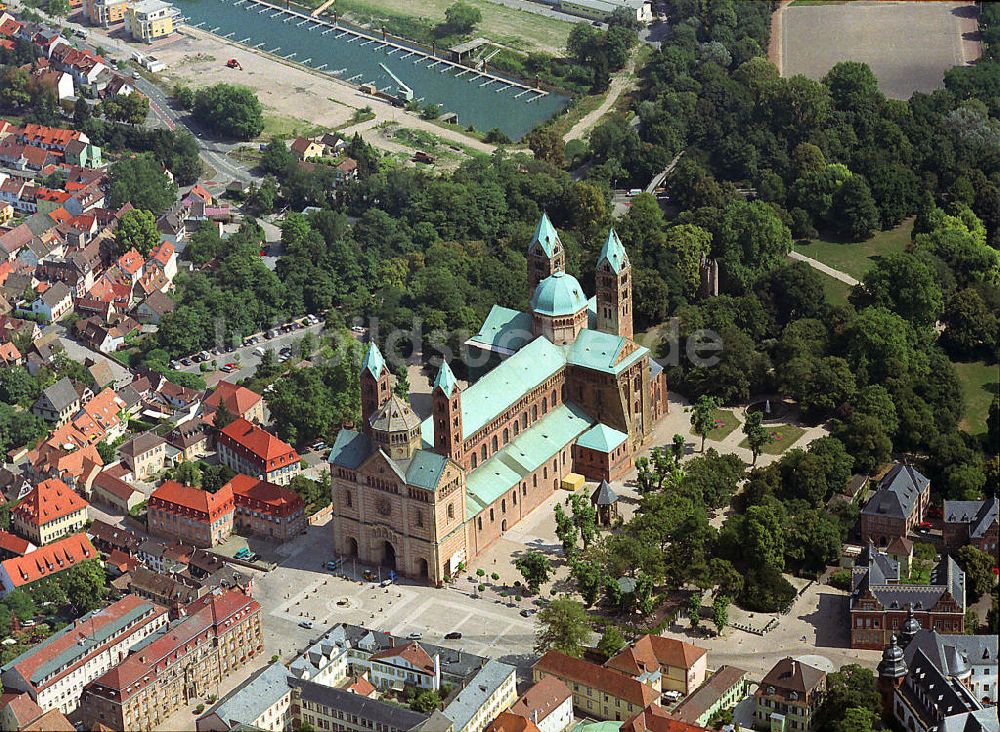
854, 253, 943, 327
201, 464, 235, 493
690, 395, 720, 452
173, 460, 202, 487
816, 665, 880, 731
566, 493, 597, 549
107, 153, 177, 215
663, 224, 712, 299
261, 138, 295, 176
0, 366, 39, 405
596, 625, 626, 660
830, 175, 878, 241
941, 288, 998, 357
61, 560, 106, 612
571, 559, 604, 607
47, 0, 70, 15
743, 411, 771, 465
535, 598, 591, 657
955, 545, 995, 600
712, 594, 729, 635
212, 402, 237, 431
554, 503, 577, 556
442, 1, 481, 34
526, 126, 565, 168
687, 591, 702, 629
514, 551, 552, 594
115, 209, 160, 257
192, 84, 265, 140
409, 689, 442, 713
744, 504, 785, 569
96, 440, 117, 464
714, 200, 793, 292
74, 97, 91, 127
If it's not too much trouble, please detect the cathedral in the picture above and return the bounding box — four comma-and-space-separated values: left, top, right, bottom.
328, 214, 668, 584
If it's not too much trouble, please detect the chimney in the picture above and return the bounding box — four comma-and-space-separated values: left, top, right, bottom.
532, 710, 539, 724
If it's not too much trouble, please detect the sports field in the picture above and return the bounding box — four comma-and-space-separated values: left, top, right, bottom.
780, 1, 980, 99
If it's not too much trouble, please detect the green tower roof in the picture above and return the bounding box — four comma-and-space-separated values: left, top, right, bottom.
433, 360, 458, 396
530, 211, 560, 258
531, 271, 588, 317
361, 342, 385, 379
598, 228, 628, 274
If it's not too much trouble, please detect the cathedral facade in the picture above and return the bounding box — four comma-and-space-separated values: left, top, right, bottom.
328, 214, 668, 584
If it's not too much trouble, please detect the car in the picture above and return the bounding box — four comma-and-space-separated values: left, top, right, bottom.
254, 347, 265, 357
292, 322, 303, 330
380, 579, 393, 587
221, 365, 235, 373
246, 553, 259, 562
180, 358, 192, 366
278, 355, 288, 363
350, 325, 366, 333
325, 559, 343, 571
311, 441, 327, 452
22, 619, 36, 627
406, 632, 422, 640
917, 521, 932, 533
662, 690, 683, 701
299, 620, 314, 629
234, 548, 251, 558
926, 506, 943, 519
519, 609, 534, 617
132, 70, 140, 79
225, 362, 237, 369
444, 632, 463, 640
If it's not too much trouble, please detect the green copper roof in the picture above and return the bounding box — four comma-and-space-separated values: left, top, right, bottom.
421, 336, 568, 446
531, 271, 588, 317
327, 428, 371, 469
466, 305, 534, 355
577, 423, 628, 453
465, 402, 594, 516
361, 342, 385, 379
433, 361, 458, 396
566, 328, 648, 375
404, 450, 448, 490
530, 212, 560, 258
598, 228, 629, 274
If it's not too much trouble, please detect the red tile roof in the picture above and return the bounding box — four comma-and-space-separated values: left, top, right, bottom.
204, 381, 262, 419
12, 478, 88, 527
534, 651, 659, 709
116, 247, 143, 276
0, 530, 33, 556
20, 123, 83, 148
219, 418, 298, 464
227, 473, 304, 517
621, 705, 709, 732
92, 471, 140, 503
509, 676, 572, 723
486, 712, 541, 732
149, 480, 234, 522
0, 533, 98, 588
370, 641, 435, 673
147, 240, 174, 267
0, 693, 44, 727
606, 635, 707, 677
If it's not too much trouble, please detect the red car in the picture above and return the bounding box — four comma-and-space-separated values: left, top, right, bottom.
926, 506, 943, 519
917, 521, 932, 533
225, 362, 237, 369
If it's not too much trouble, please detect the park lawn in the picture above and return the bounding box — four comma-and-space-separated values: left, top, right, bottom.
953, 359, 999, 436
792, 217, 914, 281
739, 424, 807, 455
332, 0, 573, 55
818, 272, 852, 307
705, 409, 741, 442
261, 114, 327, 139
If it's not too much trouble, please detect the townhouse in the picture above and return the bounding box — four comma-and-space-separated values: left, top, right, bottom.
217, 418, 301, 486
504, 675, 574, 732
32, 377, 90, 425
532, 651, 660, 722
11, 477, 88, 545
752, 658, 826, 732
0, 595, 168, 715
31, 281, 73, 322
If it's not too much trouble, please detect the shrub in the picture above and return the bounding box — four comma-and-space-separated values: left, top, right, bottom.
829, 568, 852, 591
738, 564, 796, 612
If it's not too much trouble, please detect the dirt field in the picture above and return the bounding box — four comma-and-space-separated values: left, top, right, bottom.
779, 1, 981, 99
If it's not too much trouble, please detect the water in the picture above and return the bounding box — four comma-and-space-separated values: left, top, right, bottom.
175, 0, 569, 140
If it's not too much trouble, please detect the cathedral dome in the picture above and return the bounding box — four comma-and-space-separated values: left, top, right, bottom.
531, 271, 587, 317
370, 394, 421, 433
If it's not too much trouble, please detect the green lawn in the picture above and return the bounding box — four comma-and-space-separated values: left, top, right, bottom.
953, 360, 999, 436
792, 218, 914, 281
705, 409, 741, 442
819, 274, 853, 307
739, 424, 807, 455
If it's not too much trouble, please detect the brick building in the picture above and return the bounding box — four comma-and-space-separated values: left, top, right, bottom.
217, 419, 301, 486
860, 464, 931, 547
79, 589, 262, 731
147, 480, 235, 548
225, 473, 307, 541
942, 497, 998, 554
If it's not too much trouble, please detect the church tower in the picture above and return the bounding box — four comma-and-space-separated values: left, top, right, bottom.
432, 360, 463, 462
360, 342, 392, 438
596, 228, 633, 340
527, 212, 565, 297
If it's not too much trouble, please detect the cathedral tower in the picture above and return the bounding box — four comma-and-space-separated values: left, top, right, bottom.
527, 212, 565, 297
432, 360, 463, 462
360, 342, 392, 438
596, 228, 633, 340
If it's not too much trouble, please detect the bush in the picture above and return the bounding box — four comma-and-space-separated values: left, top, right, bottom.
738, 564, 797, 612
829, 568, 852, 591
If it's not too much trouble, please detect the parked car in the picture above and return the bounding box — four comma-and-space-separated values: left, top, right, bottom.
299, 620, 314, 629
221, 365, 235, 373
406, 632, 422, 640
917, 521, 932, 533
445, 632, 462, 640
180, 357, 192, 366
311, 441, 327, 452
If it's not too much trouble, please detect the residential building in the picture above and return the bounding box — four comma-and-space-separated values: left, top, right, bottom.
226, 473, 307, 541
943, 497, 998, 554
485, 711, 541, 732
290, 137, 324, 161
196, 662, 293, 732
147, 479, 235, 547
506, 676, 574, 732
64, 140, 103, 168
329, 217, 667, 585
0, 595, 168, 715
79, 589, 263, 731
31, 377, 87, 425
86, 519, 140, 555
166, 418, 211, 461
31, 281, 73, 322
902, 629, 997, 706
606, 635, 708, 696
125, 0, 179, 41
134, 289, 174, 323
90, 471, 144, 514
292, 679, 431, 732
558, 0, 652, 25
621, 705, 709, 732
117, 431, 170, 480
532, 651, 659, 721
0, 693, 49, 731
441, 659, 517, 732
860, 464, 931, 547
0, 533, 99, 596
11, 477, 88, 545
203, 381, 265, 425
752, 658, 826, 732
0, 531, 35, 560
850, 544, 966, 649
83, 0, 130, 26
218, 418, 301, 486
668, 666, 751, 729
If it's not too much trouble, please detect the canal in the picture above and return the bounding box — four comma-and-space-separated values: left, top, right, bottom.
175, 0, 570, 140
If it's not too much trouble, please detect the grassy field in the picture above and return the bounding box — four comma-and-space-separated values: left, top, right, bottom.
792, 218, 914, 281
261, 114, 327, 139
330, 0, 573, 55
818, 273, 853, 307
705, 409, 741, 442
953, 360, 999, 436
739, 424, 807, 455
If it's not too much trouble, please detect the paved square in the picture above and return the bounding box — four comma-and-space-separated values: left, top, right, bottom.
780, 1, 980, 99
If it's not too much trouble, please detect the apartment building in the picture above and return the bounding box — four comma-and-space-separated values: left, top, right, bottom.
79, 589, 262, 731
226, 473, 307, 541
11, 478, 88, 545
605, 635, 708, 695
532, 651, 659, 722
83, 0, 130, 25
217, 418, 301, 486
197, 662, 293, 732
125, 0, 178, 42
442, 660, 517, 732
147, 480, 235, 548
0, 596, 168, 715
203, 381, 264, 426
0, 533, 99, 597
752, 658, 826, 732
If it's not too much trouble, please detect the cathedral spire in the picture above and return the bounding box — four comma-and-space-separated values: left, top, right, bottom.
433, 360, 458, 397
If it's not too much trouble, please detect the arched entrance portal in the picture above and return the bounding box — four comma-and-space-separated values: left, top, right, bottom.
501, 519, 508, 532
346, 537, 358, 557
382, 541, 396, 570
418, 558, 429, 578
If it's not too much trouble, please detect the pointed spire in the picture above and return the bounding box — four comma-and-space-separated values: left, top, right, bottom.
598, 228, 629, 274
530, 211, 560, 258
433, 360, 458, 397
361, 342, 385, 379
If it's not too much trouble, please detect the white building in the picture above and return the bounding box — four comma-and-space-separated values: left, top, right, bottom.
196, 662, 293, 732
442, 660, 518, 732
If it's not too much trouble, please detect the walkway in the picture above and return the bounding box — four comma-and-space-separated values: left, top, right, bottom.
311, 0, 335, 16
788, 250, 860, 287
563, 56, 636, 143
